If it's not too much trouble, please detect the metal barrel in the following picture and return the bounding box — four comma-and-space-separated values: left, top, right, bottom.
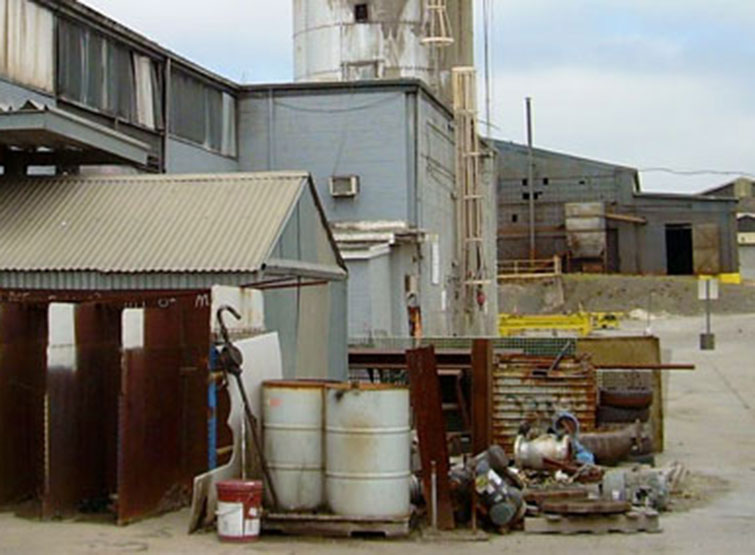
262, 380, 328, 511
325, 383, 411, 517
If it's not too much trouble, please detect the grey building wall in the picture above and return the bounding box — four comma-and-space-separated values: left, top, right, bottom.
494, 140, 738, 276
630, 195, 739, 274
265, 185, 347, 380
238, 88, 412, 224
495, 140, 637, 263
739, 246, 755, 280
165, 138, 239, 173
345, 253, 394, 339
416, 90, 457, 336
241, 82, 499, 339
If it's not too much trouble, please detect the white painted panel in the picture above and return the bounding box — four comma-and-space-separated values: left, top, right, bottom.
133, 53, 155, 129
431, 238, 441, 285
47, 303, 76, 370
122, 309, 145, 349
210, 286, 265, 337
189, 332, 283, 532
2, 0, 54, 92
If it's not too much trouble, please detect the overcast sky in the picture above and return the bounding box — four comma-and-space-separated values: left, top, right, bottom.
82, 0, 754, 193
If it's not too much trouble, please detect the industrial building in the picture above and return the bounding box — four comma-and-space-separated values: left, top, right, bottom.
494, 141, 739, 276
0, 0, 498, 341
0, 0, 499, 521
701, 177, 755, 280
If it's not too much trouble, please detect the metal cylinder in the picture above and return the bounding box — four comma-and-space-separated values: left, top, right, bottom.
262, 380, 328, 511
513, 434, 572, 470
293, 0, 431, 84
325, 383, 411, 517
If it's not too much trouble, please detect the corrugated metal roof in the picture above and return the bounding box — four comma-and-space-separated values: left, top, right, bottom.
0, 172, 309, 274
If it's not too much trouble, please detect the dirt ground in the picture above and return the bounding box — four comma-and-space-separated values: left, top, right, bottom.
2, 313, 755, 553
499, 274, 755, 316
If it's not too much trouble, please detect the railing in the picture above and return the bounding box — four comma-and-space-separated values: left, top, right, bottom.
498, 255, 562, 280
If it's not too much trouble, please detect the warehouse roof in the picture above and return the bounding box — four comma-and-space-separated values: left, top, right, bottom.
0, 171, 346, 292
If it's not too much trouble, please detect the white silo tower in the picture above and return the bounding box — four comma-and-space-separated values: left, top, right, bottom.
292, 0, 473, 103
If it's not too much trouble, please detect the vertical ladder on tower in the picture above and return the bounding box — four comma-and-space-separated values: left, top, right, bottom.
453, 67, 489, 314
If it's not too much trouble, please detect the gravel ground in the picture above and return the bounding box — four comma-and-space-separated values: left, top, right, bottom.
499, 274, 755, 316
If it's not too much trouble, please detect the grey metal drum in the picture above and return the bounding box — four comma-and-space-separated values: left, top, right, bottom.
325, 383, 411, 517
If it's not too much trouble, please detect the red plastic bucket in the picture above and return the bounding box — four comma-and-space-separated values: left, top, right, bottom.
216, 480, 263, 542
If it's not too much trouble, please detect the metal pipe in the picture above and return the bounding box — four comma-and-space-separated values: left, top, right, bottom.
431, 460, 438, 530
526, 98, 536, 261
706, 280, 712, 335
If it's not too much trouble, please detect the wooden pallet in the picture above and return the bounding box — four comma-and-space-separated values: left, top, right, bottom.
262, 513, 412, 538
524, 509, 661, 535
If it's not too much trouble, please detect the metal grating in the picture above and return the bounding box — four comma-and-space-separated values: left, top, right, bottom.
350, 337, 575, 358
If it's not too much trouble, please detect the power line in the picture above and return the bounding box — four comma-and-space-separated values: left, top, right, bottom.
639, 167, 755, 179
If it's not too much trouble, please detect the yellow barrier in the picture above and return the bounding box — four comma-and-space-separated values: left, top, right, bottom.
498, 313, 593, 337
698, 273, 742, 285
498, 311, 625, 337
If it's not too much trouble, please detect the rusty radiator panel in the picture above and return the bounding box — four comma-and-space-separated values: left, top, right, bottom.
491, 356, 597, 452
0, 304, 47, 506
117, 296, 209, 524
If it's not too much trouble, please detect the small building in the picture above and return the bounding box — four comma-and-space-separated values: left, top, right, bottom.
494, 141, 738, 276
701, 177, 755, 280
0, 171, 347, 522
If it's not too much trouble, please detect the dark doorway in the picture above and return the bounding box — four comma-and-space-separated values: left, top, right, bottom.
666, 224, 694, 275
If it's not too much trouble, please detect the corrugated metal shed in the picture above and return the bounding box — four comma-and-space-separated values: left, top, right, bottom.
0, 171, 346, 290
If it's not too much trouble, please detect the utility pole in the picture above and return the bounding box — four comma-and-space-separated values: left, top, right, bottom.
526, 97, 536, 262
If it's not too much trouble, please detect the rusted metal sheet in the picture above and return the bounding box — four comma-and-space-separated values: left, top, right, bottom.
492, 355, 597, 452
693, 223, 721, 275
117, 296, 209, 524
577, 336, 664, 452
406, 347, 455, 530
44, 304, 122, 518
0, 304, 47, 507
471, 339, 493, 454
565, 202, 606, 260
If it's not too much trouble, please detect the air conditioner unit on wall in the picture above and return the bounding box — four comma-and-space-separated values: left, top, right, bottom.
330, 175, 360, 198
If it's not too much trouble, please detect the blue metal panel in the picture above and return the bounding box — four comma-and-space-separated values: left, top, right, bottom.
207, 345, 219, 470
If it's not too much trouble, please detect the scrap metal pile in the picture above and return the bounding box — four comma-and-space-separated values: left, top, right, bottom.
401, 343, 691, 536
416, 410, 684, 535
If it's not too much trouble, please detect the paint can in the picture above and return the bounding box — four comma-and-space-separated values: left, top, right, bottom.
216, 480, 263, 542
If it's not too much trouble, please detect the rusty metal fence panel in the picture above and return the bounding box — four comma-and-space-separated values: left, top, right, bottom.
0, 304, 46, 507
491, 356, 597, 451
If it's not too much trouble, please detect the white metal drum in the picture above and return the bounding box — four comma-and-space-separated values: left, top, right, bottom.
262, 380, 327, 511
325, 383, 411, 517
